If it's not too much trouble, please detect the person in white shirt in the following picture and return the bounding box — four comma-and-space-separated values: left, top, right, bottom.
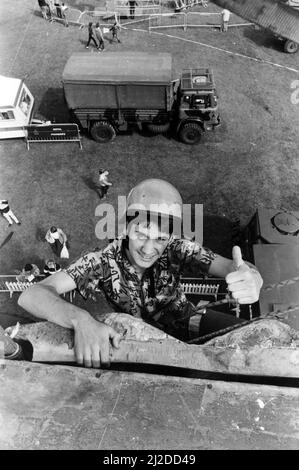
54, 1, 68, 26
60, 3, 69, 27
98, 169, 112, 199
45, 226, 68, 257
0, 200, 21, 227
221, 9, 230, 32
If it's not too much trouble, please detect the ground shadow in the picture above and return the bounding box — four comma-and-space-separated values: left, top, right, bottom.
81, 176, 100, 195
38, 88, 70, 123
35, 226, 46, 243
243, 27, 284, 52
32, 9, 44, 20
0, 231, 14, 250
138, 124, 174, 141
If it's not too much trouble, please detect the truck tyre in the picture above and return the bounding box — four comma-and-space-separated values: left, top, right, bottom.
146, 122, 170, 134
91, 121, 116, 143
284, 40, 298, 54
179, 122, 202, 145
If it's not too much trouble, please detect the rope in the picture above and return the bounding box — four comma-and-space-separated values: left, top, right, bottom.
262, 276, 299, 291
187, 303, 299, 345
125, 27, 299, 74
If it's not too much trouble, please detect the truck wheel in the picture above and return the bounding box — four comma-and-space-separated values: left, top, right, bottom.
284, 40, 298, 54
91, 121, 116, 143
179, 122, 202, 145
146, 122, 170, 134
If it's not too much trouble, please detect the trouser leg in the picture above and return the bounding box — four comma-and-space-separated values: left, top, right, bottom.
198, 309, 243, 337
7, 210, 19, 224
62, 13, 68, 26
87, 35, 96, 47
2, 212, 13, 225
41, 7, 48, 20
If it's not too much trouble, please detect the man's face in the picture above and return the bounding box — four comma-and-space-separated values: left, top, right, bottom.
127, 221, 170, 272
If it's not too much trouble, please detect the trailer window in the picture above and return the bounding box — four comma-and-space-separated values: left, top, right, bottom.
19, 89, 32, 116
0, 111, 15, 120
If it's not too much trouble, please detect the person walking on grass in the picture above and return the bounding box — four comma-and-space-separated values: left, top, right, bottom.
95, 23, 105, 51
98, 169, 112, 199
0, 200, 21, 228
45, 226, 68, 258
85, 22, 98, 49
110, 21, 121, 43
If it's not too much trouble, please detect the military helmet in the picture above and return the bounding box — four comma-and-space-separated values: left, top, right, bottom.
126, 179, 183, 222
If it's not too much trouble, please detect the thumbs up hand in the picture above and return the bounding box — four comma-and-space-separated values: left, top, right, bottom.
225, 246, 263, 304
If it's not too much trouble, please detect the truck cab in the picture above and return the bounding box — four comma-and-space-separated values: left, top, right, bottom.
176, 68, 220, 144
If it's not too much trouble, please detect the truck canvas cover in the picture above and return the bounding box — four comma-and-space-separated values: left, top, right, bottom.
62, 52, 173, 110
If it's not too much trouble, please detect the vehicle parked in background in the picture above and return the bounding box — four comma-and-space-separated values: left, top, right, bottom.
0, 75, 34, 139
62, 52, 220, 145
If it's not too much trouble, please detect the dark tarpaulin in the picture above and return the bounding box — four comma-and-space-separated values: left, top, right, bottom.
62, 52, 173, 84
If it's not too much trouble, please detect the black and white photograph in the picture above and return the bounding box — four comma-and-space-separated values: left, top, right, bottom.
0, 0, 299, 454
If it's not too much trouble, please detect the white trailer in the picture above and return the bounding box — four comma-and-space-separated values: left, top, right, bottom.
0, 75, 34, 139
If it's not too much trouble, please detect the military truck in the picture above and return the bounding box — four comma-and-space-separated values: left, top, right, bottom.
62, 52, 220, 145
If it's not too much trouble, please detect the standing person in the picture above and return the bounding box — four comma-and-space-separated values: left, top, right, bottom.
85, 22, 98, 49
110, 21, 121, 43
47, 0, 55, 14
95, 23, 105, 51
19, 179, 263, 369
127, 0, 138, 19
55, 2, 69, 26
38, 0, 52, 21
61, 3, 69, 27
54, 1, 62, 18
221, 9, 230, 32
44, 259, 61, 277
98, 169, 112, 199
0, 200, 21, 227
45, 226, 68, 258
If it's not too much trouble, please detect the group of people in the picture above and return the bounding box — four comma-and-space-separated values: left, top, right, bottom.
38, 0, 122, 47
13, 226, 67, 282
16, 260, 61, 283
38, 0, 69, 26
86, 21, 121, 51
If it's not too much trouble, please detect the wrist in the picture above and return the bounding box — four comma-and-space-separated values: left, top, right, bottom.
71, 310, 94, 329
250, 268, 263, 290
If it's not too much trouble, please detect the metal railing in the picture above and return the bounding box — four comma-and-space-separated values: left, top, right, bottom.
148, 11, 253, 32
